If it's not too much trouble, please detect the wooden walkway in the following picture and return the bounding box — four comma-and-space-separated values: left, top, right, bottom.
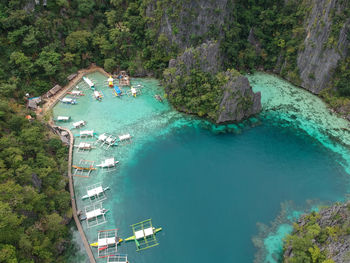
61, 127, 96, 263
38, 65, 113, 263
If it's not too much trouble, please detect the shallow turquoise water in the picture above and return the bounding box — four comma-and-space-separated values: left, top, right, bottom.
53, 72, 350, 262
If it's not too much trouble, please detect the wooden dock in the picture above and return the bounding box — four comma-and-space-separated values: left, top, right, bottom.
37, 65, 114, 263
62, 127, 96, 263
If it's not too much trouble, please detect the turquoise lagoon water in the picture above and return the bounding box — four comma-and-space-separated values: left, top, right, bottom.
53, 72, 350, 262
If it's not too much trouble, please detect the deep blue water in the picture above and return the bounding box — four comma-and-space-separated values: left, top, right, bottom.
114, 119, 348, 262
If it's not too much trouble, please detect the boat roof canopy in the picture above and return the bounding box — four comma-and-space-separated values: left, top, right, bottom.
86, 208, 103, 220
87, 186, 103, 197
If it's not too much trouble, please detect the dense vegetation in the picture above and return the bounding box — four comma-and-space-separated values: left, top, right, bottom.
283, 203, 350, 263
0, 0, 175, 99
0, 0, 349, 261
221, 0, 309, 76
0, 99, 71, 262
163, 66, 231, 120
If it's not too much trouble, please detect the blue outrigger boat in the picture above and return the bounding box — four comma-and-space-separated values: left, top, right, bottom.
114, 85, 122, 97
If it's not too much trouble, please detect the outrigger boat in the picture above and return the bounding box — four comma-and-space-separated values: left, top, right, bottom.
108, 76, 114, 87
131, 87, 137, 97
72, 120, 86, 129
124, 227, 162, 242
83, 76, 95, 90
114, 85, 122, 97
61, 97, 77, 104
56, 116, 70, 122
68, 90, 85, 96
80, 208, 109, 221
96, 158, 119, 168
97, 133, 108, 142
105, 136, 118, 148
96, 133, 118, 148
118, 134, 132, 142
126, 219, 162, 251
82, 185, 110, 200
72, 164, 96, 170
90, 236, 123, 247
93, 90, 103, 101
74, 142, 94, 150
91, 229, 122, 258
78, 130, 95, 138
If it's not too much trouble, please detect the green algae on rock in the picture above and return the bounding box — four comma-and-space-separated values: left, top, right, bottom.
163, 42, 261, 123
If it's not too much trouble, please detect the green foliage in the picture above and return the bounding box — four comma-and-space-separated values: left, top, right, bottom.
221, 0, 308, 74
0, 99, 70, 262
163, 65, 231, 121
333, 56, 350, 96
283, 209, 346, 263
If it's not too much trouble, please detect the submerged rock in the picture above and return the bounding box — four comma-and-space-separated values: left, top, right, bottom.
163, 41, 261, 123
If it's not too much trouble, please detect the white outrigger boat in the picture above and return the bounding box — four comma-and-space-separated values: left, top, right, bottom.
82, 185, 110, 200
78, 130, 95, 138
105, 135, 118, 148
93, 90, 103, 101
96, 158, 119, 168
80, 207, 109, 221
118, 134, 132, 142
56, 116, 70, 122
83, 76, 95, 90
97, 133, 108, 142
68, 90, 84, 96
74, 142, 94, 151
61, 97, 77, 104
96, 133, 118, 148
72, 120, 86, 129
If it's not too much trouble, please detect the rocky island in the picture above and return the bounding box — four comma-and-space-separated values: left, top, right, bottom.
163, 42, 261, 123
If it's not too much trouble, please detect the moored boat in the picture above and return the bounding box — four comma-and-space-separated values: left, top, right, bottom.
96, 158, 119, 168
124, 227, 162, 242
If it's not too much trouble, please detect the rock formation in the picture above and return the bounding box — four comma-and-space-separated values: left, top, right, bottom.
283, 202, 350, 262
217, 71, 261, 123
163, 42, 261, 123
292, 0, 349, 94
146, 0, 349, 96
145, 0, 228, 50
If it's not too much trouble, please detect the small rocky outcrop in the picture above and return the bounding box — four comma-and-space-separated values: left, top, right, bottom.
217, 71, 261, 123
163, 42, 261, 123
283, 202, 350, 263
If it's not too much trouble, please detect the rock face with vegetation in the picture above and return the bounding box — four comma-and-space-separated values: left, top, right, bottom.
283, 202, 350, 263
145, 0, 228, 49
0, 1, 349, 261
163, 42, 261, 123
294, 0, 350, 94
217, 71, 261, 123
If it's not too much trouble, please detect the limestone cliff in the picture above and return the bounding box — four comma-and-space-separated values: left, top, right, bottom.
145, 0, 349, 96
289, 0, 349, 94
145, 0, 228, 50
283, 202, 350, 262
163, 42, 261, 123
217, 72, 261, 123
